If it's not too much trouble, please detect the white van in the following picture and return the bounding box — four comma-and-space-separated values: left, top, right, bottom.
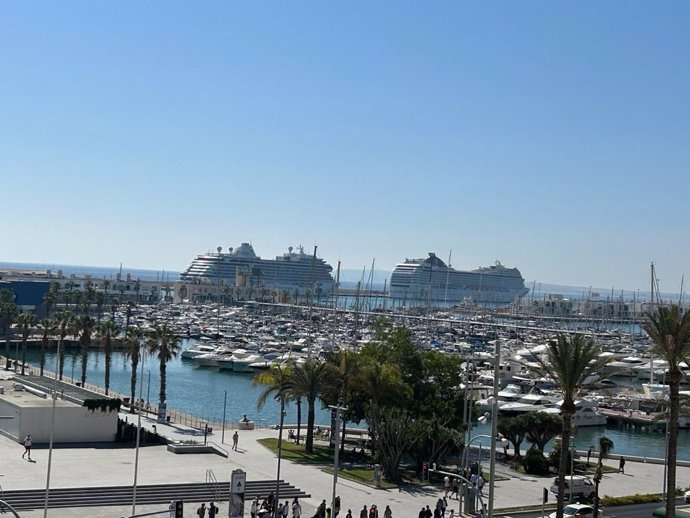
549, 475, 595, 499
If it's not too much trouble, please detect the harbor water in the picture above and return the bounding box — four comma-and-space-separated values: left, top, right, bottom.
24, 339, 332, 428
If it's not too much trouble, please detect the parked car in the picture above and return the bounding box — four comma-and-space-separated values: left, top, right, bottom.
548, 503, 604, 518
549, 475, 595, 500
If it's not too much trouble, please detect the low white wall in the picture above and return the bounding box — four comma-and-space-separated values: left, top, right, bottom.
19, 405, 117, 443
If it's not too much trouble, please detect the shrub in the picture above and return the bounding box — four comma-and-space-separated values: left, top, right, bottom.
523, 448, 550, 475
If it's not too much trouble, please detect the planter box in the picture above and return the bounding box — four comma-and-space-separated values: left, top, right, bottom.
167, 442, 216, 454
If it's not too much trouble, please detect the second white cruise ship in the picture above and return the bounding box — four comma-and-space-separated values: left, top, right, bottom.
389, 253, 529, 305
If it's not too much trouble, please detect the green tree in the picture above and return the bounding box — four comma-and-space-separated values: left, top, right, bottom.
593, 435, 614, 518
497, 415, 529, 458
16, 311, 37, 375
284, 359, 333, 453
0, 289, 18, 370
524, 412, 563, 453
147, 323, 181, 412
365, 405, 410, 482
96, 319, 120, 395
73, 314, 96, 386
122, 326, 144, 412
644, 305, 690, 518
322, 350, 363, 451
526, 334, 611, 518
37, 318, 57, 376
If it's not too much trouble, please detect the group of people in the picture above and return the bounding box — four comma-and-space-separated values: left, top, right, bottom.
250, 495, 303, 518
195, 501, 220, 518
442, 471, 484, 500
356, 503, 392, 518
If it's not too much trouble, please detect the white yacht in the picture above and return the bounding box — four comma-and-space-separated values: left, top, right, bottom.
216, 349, 263, 372
181, 343, 221, 360
499, 393, 558, 416
540, 399, 607, 427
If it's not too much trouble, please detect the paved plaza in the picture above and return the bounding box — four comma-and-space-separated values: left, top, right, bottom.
1, 414, 689, 517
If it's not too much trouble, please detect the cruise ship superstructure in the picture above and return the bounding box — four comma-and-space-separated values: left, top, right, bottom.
389, 253, 529, 305
180, 243, 335, 296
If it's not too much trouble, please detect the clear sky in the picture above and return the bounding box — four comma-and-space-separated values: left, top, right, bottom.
2, 1, 689, 293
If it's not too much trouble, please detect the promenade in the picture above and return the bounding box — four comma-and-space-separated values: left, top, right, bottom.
2, 412, 689, 518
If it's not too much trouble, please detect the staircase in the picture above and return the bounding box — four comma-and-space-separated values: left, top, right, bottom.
0, 480, 309, 511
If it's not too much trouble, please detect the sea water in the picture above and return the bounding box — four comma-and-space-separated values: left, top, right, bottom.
24, 339, 333, 427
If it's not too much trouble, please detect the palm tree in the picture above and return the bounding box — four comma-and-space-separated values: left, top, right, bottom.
1, 289, 18, 370
593, 435, 614, 518
323, 350, 361, 452
123, 326, 144, 412
37, 318, 57, 376
73, 314, 96, 386
96, 319, 120, 395
147, 323, 181, 417
54, 311, 72, 380
284, 359, 334, 453
16, 311, 37, 375
526, 334, 611, 518
644, 304, 690, 518
254, 363, 293, 409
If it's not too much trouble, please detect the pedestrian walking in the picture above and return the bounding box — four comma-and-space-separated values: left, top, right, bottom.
346, 510, 352, 518
22, 434, 32, 460
282, 500, 290, 518
441, 497, 447, 518
443, 475, 450, 497
587, 446, 593, 465
360, 506, 368, 518
451, 478, 459, 500
424, 505, 432, 518
209, 501, 219, 518
232, 431, 239, 451
197, 502, 207, 518
618, 456, 626, 474
383, 505, 392, 518
418, 508, 425, 518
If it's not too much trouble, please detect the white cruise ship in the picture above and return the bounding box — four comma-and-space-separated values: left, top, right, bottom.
180, 243, 335, 296
389, 253, 529, 305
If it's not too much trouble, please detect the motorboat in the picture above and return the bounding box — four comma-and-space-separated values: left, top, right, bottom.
181, 343, 221, 360
540, 399, 607, 427
499, 393, 558, 416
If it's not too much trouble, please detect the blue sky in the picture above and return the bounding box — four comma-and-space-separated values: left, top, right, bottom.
2, 1, 689, 292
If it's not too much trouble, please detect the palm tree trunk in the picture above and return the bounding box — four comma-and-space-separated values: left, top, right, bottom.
58, 335, 65, 380
5, 336, 10, 370
104, 345, 111, 395
40, 339, 47, 377
667, 372, 680, 518
81, 341, 88, 386
556, 411, 573, 518
296, 397, 302, 445
159, 360, 167, 406
306, 397, 315, 453
131, 355, 139, 413
20, 336, 27, 375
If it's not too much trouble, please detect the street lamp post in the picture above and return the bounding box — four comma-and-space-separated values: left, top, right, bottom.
274, 396, 286, 518
132, 340, 146, 517
487, 338, 501, 518
329, 402, 347, 517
